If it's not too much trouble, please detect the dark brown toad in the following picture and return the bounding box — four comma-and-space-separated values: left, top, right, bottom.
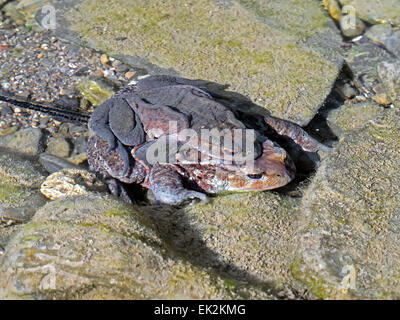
87, 75, 329, 204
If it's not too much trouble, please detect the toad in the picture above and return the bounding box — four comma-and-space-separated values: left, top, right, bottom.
87, 75, 329, 205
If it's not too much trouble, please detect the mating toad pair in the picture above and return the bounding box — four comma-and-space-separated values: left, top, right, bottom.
87, 75, 329, 205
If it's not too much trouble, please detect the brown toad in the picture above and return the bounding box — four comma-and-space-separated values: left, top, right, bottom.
87, 75, 328, 204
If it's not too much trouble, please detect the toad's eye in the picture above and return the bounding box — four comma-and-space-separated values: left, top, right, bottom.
247, 174, 263, 180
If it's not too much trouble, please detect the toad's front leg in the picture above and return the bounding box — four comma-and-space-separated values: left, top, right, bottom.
149, 163, 207, 205
264, 115, 331, 153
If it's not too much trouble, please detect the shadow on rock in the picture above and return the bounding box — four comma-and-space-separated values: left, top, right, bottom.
142, 203, 283, 297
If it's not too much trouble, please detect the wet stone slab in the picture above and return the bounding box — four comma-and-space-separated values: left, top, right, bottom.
293, 102, 400, 299
50, 0, 343, 126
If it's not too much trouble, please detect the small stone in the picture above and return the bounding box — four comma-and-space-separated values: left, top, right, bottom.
67, 153, 87, 165
124, 71, 135, 79
365, 23, 393, 45
322, 0, 341, 21
40, 169, 107, 200
103, 69, 116, 79
372, 93, 391, 105
1, 83, 10, 90
39, 154, 83, 173
336, 83, 357, 99
138, 75, 150, 80
37, 52, 44, 59
0, 126, 19, 137
93, 69, 104, 77
377, 60, 400, 107
100, 53, 109, 66
0, 105, 13, 115
46, 137, 71, 158
39, 116, 50, 127
76, 77, 115, 106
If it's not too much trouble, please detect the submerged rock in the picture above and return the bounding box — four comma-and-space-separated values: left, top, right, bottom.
293, 103, 400, 299
338, 0, 400, 26
0, 149, 47, 251
0, 195, 269, 299
343, 41, 397, 106
365, 23, 394, 46
76, 77, 116, 106
40, 168, 107, 200
0, 128, 43, 156
60, 0, 342, 125
45, 136, 71, 159
377, 61, 400, 107
143, 191, 303, 298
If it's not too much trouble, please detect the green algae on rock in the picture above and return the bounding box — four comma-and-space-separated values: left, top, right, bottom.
3, 0, 52, 27
0, 150, 47, 218
0, 149, 48, 252
0, 128, 43, 156
76, 77, 115, 106
0, 195, 255, 299
293, 103, 400, 299
66, 0, 341, 125
327, 101, 386, 136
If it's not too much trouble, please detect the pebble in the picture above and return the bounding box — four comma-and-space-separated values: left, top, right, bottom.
0, 127, 43, 155
125, 71, 135, 79
93, 69, 104, 77
372, 93, 391, 105
100, 53, 109, 66
40, 169, 107, 200
365, 23, 393, 45
46, 136, 71, 158
39, 153, 85, 173
67, 153, 87, 165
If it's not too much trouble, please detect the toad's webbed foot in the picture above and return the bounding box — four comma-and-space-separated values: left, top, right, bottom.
109, 97, 145, 147
106, 177, 133, 204
149, 163, 207, 205
89, 96, 146, 177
